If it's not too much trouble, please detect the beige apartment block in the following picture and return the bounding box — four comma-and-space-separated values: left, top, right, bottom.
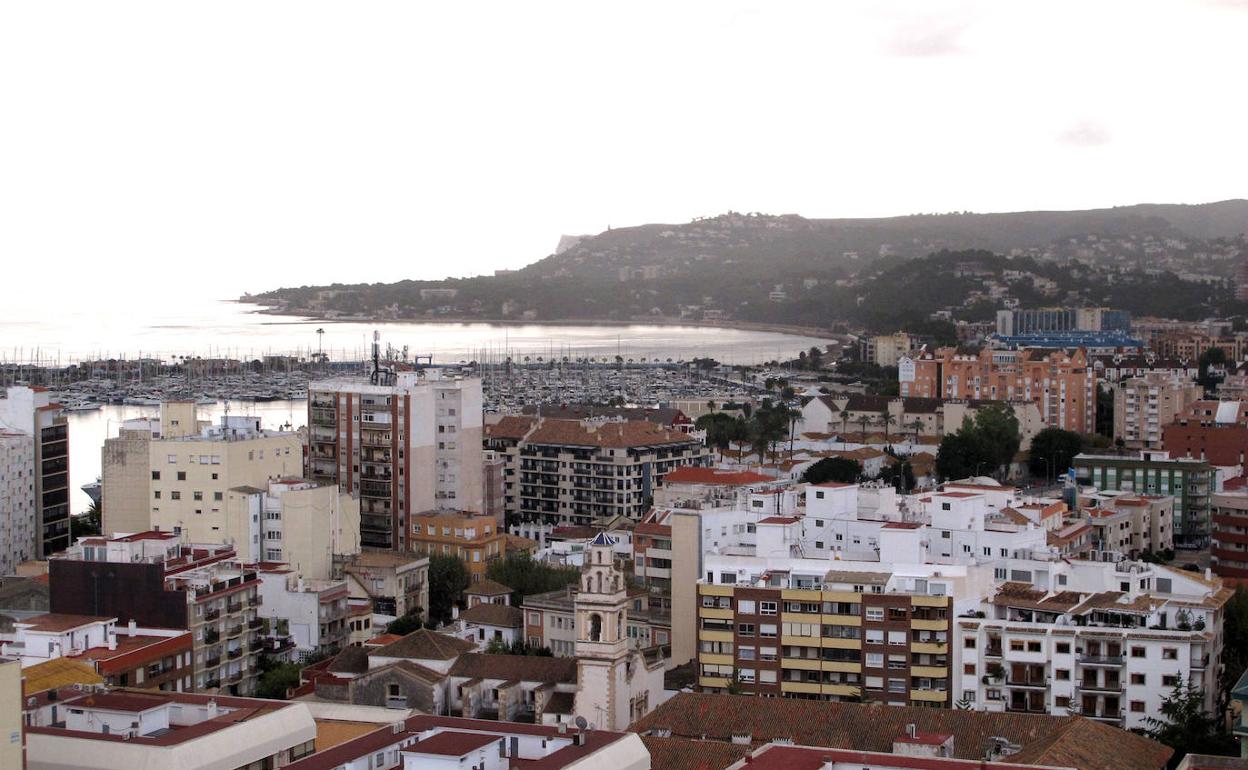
102, 403, 301, 539
1113, 373, 1205, 450
0, 657, 21, 770
225, 479, 360, 580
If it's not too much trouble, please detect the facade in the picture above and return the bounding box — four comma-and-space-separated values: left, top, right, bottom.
522, 584, 671, 659
954, 563, 1227, 731
307, 370, 484, 550
1163, 400, 1248, 467
255, 565, 350, 659
0, 657, 20, 770
409, 509, 507, 582
1074, 451, 1213, 547
0, 386, 71, 556
224, 478, 360, 580
50, 532, 265, 695
1080, 494, 1175, 559
872, 332, 913, 367
24, 689, 316, 770
899, 348, 1096, 433
485, 417, 708, 526
1113, 374, 1205, 450
340, 549, 430, 620
0, 430, 36, 575
101, 402, 303, 539
796, 395, 1045, 450
695, 577, 953, 707
1212, 491, 1248, 578
995, 307, 1131, 336
482, 449, 507, 524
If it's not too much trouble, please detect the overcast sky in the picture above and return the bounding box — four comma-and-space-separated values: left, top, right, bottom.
2, 0, 1245, 308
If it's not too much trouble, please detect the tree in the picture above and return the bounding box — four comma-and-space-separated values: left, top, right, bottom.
485, 552, 580, 602
74, 498, 102, 538
971, 403, 1021, 477
428, 552, 471, 625
1220, 587, 1248, 713
877, 410, 896, 443
1027, 428, 1084, 481
254, 655, 302, 700
485, 637, 553, 656
1144, 677, 1236, 768
907, 418, 925, 444
935, 427, 994, 482
386, 608, 429, 636
802, 457, 862, 485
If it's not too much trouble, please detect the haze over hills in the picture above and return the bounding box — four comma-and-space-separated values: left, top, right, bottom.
246, 200, 1248, 332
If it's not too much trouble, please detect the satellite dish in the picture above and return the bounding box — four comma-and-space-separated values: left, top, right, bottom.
574, 716, 588, 730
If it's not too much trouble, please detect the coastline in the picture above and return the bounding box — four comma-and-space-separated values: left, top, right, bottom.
241, 302, 837, 342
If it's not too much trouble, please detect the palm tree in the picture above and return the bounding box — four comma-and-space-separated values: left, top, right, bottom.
856, 414, 872, 443
878, 410, 896, 443
908, 418, 925, 444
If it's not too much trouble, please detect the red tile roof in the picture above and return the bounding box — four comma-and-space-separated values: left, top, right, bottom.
757, 516, 799, 525
525, 418, 697, 449
79, 632, 192, 675
662, 467, 774, 486
21, 613, 113, 632
404, 730, 497, 756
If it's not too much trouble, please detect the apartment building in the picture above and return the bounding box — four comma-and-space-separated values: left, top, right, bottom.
954, 561, 1227, 731
872, 332, 914, 367
409, 509, 508, 582
307, 369, 484, 550
1163, 400, 1248, 467
1211, 490, 1248, 578
101, 401, 302, 538
1075, 451, 1213, 547
224, 477, 360, 580
695, 572, 953, 706
485, 417, 708, 526
23, 689, 316, 770
255, 564, 350, 659
482, 449, 507, 524
340, 549, 430, 620
1080, 493, 1175, 559
50, 532, 265, 695
0, 430, 36, 575
0, 385, 71, 555
0, 658, 19, 770
898, 347, 1096, 433
1113, 373, 1205, 450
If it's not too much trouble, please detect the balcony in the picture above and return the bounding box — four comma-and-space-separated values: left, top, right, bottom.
226, 602, 243, 614
250, 639, 265, 653
204, 677, 221, 689
226, 624, 244, 638
203, 608, 220, 622
249, 596, 262, 608
1078, 655, 1124, 666
205, 655, 221, 668
227, 648, 242, 660
248, 618, 263, 630
1006, 677, 1049, 690
203, 629, 220, 644
228, 671, 243, 684
1078, 680, 1124, 693
984, 646, 1003, 658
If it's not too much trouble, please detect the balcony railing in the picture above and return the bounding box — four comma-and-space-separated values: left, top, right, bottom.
248, 618, 263, 630
227, 648, 242, 660
1078, 655, 1124, 666
203, 629, 220, 644
226, 624, 244, 638
205, 677, 221, 689
205, 655, 221, 668
204, 609, 220, 622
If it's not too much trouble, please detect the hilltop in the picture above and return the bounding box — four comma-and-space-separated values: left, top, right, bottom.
245, 200, 1248, 332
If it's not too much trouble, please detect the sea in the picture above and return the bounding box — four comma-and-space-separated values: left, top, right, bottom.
1, 295, 831, 514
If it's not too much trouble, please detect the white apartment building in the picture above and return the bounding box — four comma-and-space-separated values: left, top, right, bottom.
101, 401, 302, 538
1, 613, 116, 666
0, 386, 71, 555
24, 689, 317, 770
255, 565, 350, 659
308, 369, 484, 550
225, 478, 360, 580
0, 430, 36, 574
954, 560, 1226, 731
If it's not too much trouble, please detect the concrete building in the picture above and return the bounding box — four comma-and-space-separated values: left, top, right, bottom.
1075, 451, 1213, 547
255, 564, 350, 659
50, 532, 265, 695
0, 386, 71, 556
796, 394, 1045, 450
24, 689, 316, 770
0, 657, 22, 770
1114, 374, 1205, 450
1079, 493, 1175, 559
1212, 490, 1248, 578
484, 416, 708, 526
408, 509, 507, 583
1, 613, 115, 667
522, 582, 671, 659
482, 449, 507, 524
0, 430, 36, 575
954, 562, 1227, 731
340, 550, 430, 621
1163, 400, 1248, 467
225, 478, 360, 580
101, 401, 303, 539
307, 369, 484, 550
872, 332, 914, 367
899, 348, 1097, 434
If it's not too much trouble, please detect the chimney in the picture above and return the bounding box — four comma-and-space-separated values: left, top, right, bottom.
127, 620, 137, 637
206, 699, 218, 718
452, 605, 459, 620
107, 634, 117, 651
906, 723, 916, 739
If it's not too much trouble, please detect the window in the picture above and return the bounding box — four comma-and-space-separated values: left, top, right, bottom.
177, 471, 187, 481
759, 646, 777, 661
964, 637, 976, 649
865, 607, 884, 621
1055, 696, 1070, 708
1162, 675, 1179, 687
738, 624, 755, 637
1027, 641, 1041, 653
151, 470, 160, 480
866, 652, 883, 668
1131, 700, 1146, 713
963, 663, 975, 674
154, 490, 161, 499
193, 491, 203, 501
737, 646, 756, 661
865, 629, 885, 644
738, 600, 756, 614
1162, 648, 1177, 660
1131, 646, 1146, 658
1055, 642, 1070, 654
171, 491, 181, 500
759, 624, 778, 639
760, 601, 777, 616
213, 492, 223, 501
1055, 668, 1070, 681
886, 630, 906, 646
1131, 673, 1146, 686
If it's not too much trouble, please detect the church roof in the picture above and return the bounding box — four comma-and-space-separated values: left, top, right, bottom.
590, 531, 615, 547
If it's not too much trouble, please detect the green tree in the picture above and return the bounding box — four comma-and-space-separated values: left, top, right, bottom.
972, 403, 1021, 477
74, 498, 102, 538
485, 637, 554, 656
1027, 428, 1084, 481
485, 552, 580, 602
255, 655, 302, 700
802, 457, 862, 485
696, 412, 741, 461
386, 608, 429, 636
1144, 677, 1237, 768
1220, 587, 1248, 712
935, 426, 994, 482
428, 552, 471, 625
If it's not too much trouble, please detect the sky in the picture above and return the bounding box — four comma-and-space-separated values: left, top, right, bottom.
2, 0, 1246, 310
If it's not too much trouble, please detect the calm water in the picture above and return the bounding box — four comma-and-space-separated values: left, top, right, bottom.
67, 401, 307, 516
0, 296, 830, 367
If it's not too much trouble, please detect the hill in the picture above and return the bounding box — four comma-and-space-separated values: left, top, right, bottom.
245, 201, 1248, 331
